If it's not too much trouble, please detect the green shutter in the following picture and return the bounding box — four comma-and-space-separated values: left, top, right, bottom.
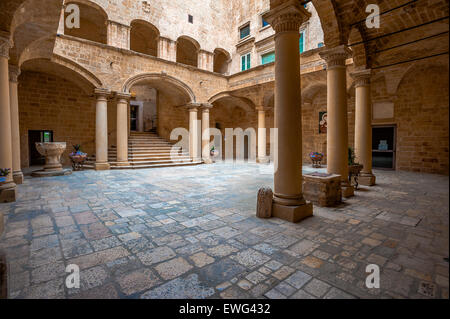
247, 54, 251, 70
261, 52, 275, 65
299, 32, 304, 53
241, 55, 245, 71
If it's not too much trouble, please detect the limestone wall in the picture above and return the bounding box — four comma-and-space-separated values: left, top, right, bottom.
18, 71, 96, 168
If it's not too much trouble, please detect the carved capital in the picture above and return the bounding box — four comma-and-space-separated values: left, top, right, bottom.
185, 102, 201, 111
115, 92, 131, 102
319, 45, 352, 69
351, 69, 371, 88
200, 103, 213, 111
0, 36, 12, 59
94, 88, 111, 100
263, 0, 311, 33
9, 65, 20, 83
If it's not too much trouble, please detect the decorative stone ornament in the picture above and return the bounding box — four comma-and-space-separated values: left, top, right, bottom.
319, 45, 352, 69
0, 36, 11, 59
351, 69, 372, 88
8, 64, 20, 83
256, 187, 273, 218
263, 0, 311, 33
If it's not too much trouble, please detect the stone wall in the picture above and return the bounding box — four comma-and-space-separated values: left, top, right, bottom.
18, 71, 96, 168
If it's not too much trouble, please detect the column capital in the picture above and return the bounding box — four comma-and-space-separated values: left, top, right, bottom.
115, 92, 131, 102
8, 64, 20, 83
200, 103, 213, 111
351, 69, 372, 87
94, 88, 111, 98
185, 102, 201, 111
0, 35, 12, 59
256, 106, 269, 112
263, 0, 311, 33
319, 45, 352, 69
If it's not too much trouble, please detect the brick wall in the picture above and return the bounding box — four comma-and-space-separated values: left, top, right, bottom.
18, 71, 96, 168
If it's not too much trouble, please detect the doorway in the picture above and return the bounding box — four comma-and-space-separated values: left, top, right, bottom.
28, 130, 53, 166
130, 104, 138, 131
372, 125, 396, 169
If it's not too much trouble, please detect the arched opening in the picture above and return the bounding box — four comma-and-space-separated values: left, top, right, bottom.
210, 95, 257, 161
18, 58, 98, 169
213, 48, 230, 75
125, 74, 195, 141
176, 36, 199, 67
64, 1, 108, 44
130, 20, 159, 57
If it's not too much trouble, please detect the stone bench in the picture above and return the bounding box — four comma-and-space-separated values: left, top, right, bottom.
303, 173, 342, 207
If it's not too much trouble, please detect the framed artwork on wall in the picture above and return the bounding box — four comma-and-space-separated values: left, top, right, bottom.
319, 111, 327, 134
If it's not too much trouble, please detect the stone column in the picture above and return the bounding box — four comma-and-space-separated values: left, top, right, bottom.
352, 69, 376, 186
187, 103, 200, 161
0, 35, 16, 202
116, 93, 131, 166
201, 104, 213, 164
158, 37, 177, 62
264, 1, 312, 223
9, 65, 23, 184
95, 88, 110, 170
256, 108, 269, 163
319, 45, 354, 197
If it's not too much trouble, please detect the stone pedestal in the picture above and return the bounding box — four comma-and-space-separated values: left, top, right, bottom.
303, 173, 341, 207
358, 174, 376, 187
31, 142, 72, 177
0, 183, 16, 203
256, 187, 273, 218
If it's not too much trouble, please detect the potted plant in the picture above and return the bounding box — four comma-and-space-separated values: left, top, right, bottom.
69, 144, 87, 170
348, 147, 363, 186
210, 146, 219, 157
309, 151, 324, 168
0, 168, 11, 184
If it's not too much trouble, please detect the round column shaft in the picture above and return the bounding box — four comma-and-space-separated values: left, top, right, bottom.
9, 65, 23, 184
201, 104, 212, 164
95, 88, 110, 170
116, 93, 130, 166
257, 109, 269, 163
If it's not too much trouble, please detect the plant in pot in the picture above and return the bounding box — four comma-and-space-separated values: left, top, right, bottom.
210, 146, 219, 157
309, 151, 324, 168
69, 144, 87, 170
348, 147, 363, 182
0, 168, 11, 184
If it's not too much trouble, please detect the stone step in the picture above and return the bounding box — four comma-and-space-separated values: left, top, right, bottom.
110, 161, 203, 170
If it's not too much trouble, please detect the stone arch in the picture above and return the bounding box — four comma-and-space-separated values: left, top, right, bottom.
348, 26, 369, 68
311, 0, 343, 47
130, 19, 160, 57
64, 0, 108, 44
20, 56, 102, 94
176, 36, 200, 67
213, 48, 231, 75
122, 73, 196, 104
302, 83, 327, 104
208, 92, 255, 113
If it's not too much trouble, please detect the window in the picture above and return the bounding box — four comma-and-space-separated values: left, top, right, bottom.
241, 53, 251, 71
261, 51, 275, 65
240, 24, 250, 39
188, 15, 193, 24
299, 31, 305, 53
262, 17, 269, 28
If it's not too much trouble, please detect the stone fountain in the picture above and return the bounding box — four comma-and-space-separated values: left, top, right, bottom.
31, 142, 72, 177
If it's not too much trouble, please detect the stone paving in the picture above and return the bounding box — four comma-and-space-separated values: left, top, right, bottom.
0, 163, 448, 299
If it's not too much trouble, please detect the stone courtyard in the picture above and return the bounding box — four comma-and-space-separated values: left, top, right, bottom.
0, 163, 448, 299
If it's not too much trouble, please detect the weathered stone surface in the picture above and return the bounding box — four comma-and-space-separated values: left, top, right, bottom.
303, 173, 342, 207
256, 187, 273, 218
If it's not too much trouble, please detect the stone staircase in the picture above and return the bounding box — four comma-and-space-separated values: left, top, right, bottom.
85, 131, 203, 170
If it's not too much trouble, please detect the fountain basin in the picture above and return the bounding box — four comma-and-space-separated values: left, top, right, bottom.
31, 142, 72, 177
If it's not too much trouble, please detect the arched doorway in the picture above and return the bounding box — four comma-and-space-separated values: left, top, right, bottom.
213, 48, 230, 75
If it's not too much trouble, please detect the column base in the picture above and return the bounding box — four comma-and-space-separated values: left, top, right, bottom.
257, 157, 270, 164
272, 202, 313, 223
342, 183, 355, 198
13, 171, 24, 184
359, 173, 376, 186
202, 158, 213, 164
95, 162, 111, 170
0, 182, 16, 203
